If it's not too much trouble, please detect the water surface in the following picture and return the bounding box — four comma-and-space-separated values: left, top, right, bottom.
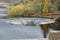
0, 18, 44, 40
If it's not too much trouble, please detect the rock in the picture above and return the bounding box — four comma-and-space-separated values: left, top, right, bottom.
49, 31, 60, 40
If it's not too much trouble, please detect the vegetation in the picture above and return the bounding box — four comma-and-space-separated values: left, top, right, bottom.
7, 0, 59, 17
0, 2, 8, 7
8, 2, 34, 17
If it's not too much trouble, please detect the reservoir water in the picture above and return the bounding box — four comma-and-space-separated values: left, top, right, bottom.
0, 18, 55, 40
0, 18, 45, 40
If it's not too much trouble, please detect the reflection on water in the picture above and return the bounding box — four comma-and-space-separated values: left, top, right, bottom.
0, 18, 45, 40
